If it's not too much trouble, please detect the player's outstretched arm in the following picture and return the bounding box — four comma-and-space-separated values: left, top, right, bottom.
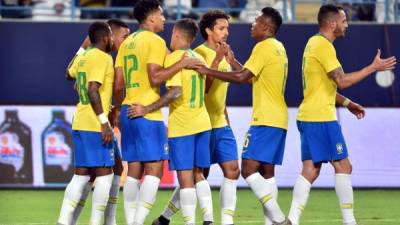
336, 93, 365, 119
88, 81, 113, 144
329, 49, 396, 89
196, 66, 254, 84
147, 54, 204, 87
127, 86, 182, 118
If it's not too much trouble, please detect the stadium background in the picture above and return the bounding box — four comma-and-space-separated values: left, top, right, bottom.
0, 3, 400, 224
0, 21, 399, 188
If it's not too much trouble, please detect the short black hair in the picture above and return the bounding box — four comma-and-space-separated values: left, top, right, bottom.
318, 4, 341, 26
107, 19, 129, 32
88, 22, 111, 44
199, 10, 230, 40
261, 7, 283, 34
133, 0, 161, 24
174, 18, 199, 41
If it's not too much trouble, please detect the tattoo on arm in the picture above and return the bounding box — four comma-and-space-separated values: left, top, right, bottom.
328, 67, 345, 80
88, 81, 104, 115
146, 86, 182, 113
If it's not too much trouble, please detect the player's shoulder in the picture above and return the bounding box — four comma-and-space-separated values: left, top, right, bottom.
143, 30, 166, 44
87, 48, 112, 64
308, 34, 333, 49
194, 43, 207, 54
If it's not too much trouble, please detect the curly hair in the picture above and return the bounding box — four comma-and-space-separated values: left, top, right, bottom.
199, 10, 230, 40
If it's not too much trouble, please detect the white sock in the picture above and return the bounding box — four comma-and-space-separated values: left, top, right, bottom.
245, 173, 285, 223
104, 175, 120, 225
180, 188, 197, 225
335, 173, 356, 224
162, 186, 181, 219
123, 176, 140, 225
288, 176, 312, 225
71, 182, 92, 225
133, 175, 160, 225
264, 177, 278, 225
196, 180, 214, 222
58, 175, 90, 225
220, 178, 237, 225
90, 173, 114, 225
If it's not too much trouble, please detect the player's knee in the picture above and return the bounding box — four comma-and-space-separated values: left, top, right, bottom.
302, 166, 320, 182
224, 167, 240, 180
194, 168, 206, 183
241, 168, 255, 179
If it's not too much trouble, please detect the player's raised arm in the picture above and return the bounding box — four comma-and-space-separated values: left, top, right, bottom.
127, 86, 182, 118
329, 49, 396, 89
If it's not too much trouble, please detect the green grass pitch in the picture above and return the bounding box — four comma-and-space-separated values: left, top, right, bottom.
0, 189, 399, 225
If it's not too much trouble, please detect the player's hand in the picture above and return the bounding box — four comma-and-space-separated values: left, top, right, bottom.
181, 52, 204, 69
101, 123, 113, 145
371, 49, 397, 71
194, 65, 208, 75
347, 101, 365, 119
128, 103, 148, 118
81, 36, 91, 49
215, 42, 228, 62
109, 106, 121, 129
225, 44, 236, 65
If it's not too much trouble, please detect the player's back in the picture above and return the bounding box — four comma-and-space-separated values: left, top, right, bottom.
297, 34, 340, 122
68, 47, 114, 132
194, 43, 231, 129
245, 37, 289, 130
116, 29, 167, 121
165, 49, 211, 138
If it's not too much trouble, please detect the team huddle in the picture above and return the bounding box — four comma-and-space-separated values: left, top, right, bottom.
56, 0, 397, 225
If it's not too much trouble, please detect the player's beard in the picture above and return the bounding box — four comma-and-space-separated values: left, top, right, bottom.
334, 26, 346, 38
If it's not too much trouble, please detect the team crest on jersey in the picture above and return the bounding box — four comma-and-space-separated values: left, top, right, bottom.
336, 143, 344, 154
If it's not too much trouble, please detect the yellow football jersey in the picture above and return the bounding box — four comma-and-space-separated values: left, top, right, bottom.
194, 43, 231, 129
165, 49, 211, 138
115, 29, 167, 121
68, 47, 114, 132
244, 37, 289, 130
297, 34, 341, 122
